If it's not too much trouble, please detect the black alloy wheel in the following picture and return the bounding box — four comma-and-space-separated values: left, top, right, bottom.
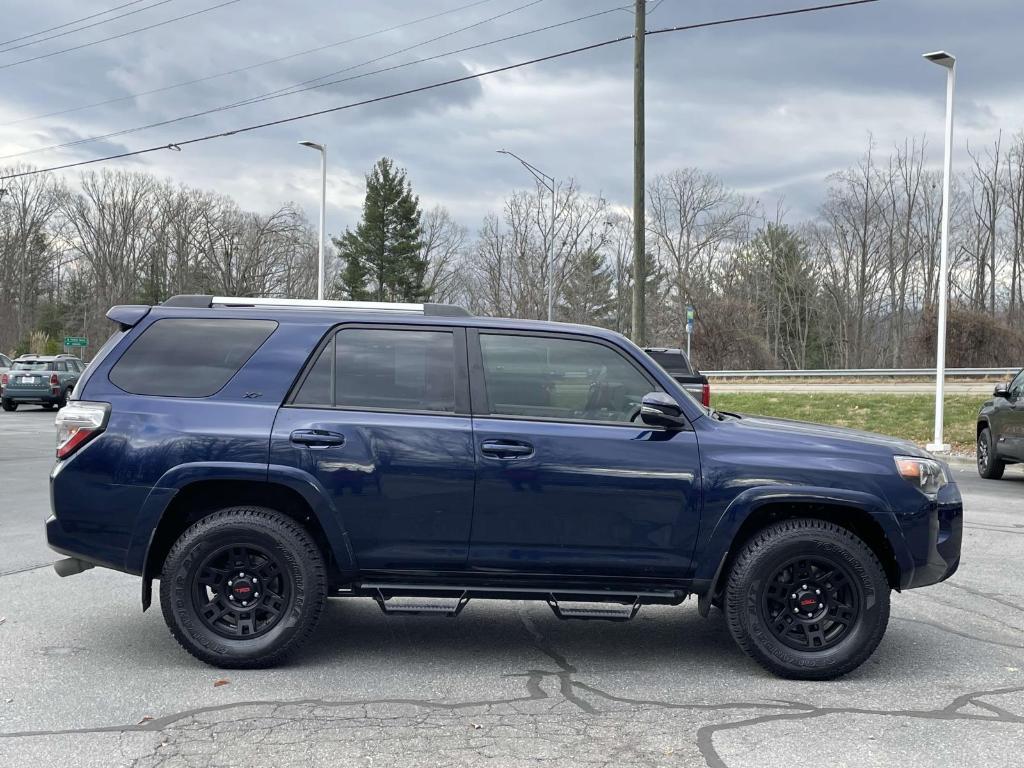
760, 556, 860, 651
193, 544, 291, 639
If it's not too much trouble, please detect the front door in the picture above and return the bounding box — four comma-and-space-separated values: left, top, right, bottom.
271, 325, 476, 570
1002, 369, 1024, 460
467, 330, 701, 578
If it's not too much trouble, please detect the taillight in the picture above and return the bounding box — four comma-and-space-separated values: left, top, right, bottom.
50, 373, 59, 386
0, 373, 6, 386
55, 401, 110, 459
701, 381, 711, 407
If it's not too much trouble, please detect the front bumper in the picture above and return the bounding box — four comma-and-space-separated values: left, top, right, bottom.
898, 480, 963, 590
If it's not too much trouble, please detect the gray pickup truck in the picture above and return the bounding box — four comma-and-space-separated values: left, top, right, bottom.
644, 348, 710, 407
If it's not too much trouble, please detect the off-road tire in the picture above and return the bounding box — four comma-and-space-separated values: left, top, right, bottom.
724, 518, 890, 680
977, 427, 1005, 480
159, 506, 327, 668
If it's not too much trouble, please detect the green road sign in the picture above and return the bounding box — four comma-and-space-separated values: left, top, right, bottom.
686, 306, 695, 322
64, 336, 88, 347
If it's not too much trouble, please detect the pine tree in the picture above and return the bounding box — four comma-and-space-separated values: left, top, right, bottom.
558, 248, 615, 326
333, 158, 425, 301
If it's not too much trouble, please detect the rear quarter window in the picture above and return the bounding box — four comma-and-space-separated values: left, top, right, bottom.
649, 351, 693, 376
109, 318, 277, 397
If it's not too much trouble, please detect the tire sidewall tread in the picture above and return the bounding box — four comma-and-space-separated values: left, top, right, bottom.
725, 518, 890, 680
158, 505, 327, 669
977, 427, 1005, 480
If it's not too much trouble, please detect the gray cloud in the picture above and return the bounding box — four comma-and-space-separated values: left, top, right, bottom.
1, 0, 1021, 231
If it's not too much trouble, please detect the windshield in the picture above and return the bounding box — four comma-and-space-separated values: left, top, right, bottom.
13, 361, 52, 371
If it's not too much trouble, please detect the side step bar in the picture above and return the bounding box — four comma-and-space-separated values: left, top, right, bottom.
547, 596, 641, 622
363, 583, 660, 622
373, 590, 470, 617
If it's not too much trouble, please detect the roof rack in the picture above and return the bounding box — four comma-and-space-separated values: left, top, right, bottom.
161, 295, 471, 317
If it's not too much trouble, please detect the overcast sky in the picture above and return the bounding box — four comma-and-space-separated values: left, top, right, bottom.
1, 0, 1021, 235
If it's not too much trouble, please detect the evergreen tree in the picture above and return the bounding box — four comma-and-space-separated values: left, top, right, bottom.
333, 158, 425, 301
558, 248, 615, 326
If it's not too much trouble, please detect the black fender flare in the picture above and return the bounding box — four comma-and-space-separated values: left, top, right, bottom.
131, 462, 355, 610
692, 485, 911, 616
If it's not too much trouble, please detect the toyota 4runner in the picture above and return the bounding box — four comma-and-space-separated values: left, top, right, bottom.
48, 295, 963, 679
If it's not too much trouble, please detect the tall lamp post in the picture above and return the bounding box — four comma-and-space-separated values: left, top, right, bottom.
299, 140, 327, 300
497, 149, 556, 321
923, 51, 956, 453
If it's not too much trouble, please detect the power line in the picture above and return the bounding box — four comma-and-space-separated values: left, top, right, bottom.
0, 0, 179, 55
0, 0, 553, 159
0, 0, 156, 48
1, 0, 501, 128
0, 0, 243, 71
0, 0, 881, 182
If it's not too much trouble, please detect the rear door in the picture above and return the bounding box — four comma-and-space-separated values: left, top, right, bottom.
467, 330, 702, 578
271, 324, 476, 571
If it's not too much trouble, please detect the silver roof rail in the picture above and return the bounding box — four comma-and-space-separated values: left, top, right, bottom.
161, 295, 470, 317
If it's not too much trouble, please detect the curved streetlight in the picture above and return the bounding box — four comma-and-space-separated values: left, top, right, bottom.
923, 51, 955, 453
497, 149, 556, 321
299, 140, 327, 300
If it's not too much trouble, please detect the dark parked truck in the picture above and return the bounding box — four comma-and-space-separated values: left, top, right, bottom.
644, 348, 710, 407
976, 368, 1024, 478
49, 296, 962, 679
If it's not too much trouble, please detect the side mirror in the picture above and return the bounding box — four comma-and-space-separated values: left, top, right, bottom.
994, 382, 1011, 399
639, 392, 687, 430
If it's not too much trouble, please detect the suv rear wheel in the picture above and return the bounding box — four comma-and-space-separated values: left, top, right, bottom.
724, 518, 889, 680
977, 426, 1005, 479
159, 506, 327, 668
1, 399, 16, 411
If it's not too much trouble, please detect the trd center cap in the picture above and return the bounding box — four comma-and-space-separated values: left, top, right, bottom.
231, 580, 254, 602
795, 589, 823, 615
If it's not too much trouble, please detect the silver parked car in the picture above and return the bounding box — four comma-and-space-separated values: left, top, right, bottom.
0, 353, 12, 396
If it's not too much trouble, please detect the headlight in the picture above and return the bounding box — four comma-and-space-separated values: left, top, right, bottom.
894, 455, 948, 497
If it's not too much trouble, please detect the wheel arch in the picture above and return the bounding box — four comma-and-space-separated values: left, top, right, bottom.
135, 465, 355, 610
697, 490, 905, 617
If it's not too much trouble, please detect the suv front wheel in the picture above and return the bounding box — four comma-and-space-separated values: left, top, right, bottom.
724, 518, 890, 680
977, 426, 1005, 479
159, 506, 327, 668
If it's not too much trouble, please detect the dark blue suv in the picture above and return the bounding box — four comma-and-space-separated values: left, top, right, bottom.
48, 295, 963, 679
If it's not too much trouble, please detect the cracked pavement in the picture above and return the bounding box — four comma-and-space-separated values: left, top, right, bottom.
2, 408, 1022, 767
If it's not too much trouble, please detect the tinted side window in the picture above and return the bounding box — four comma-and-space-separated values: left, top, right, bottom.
1010, 370, 1024, 398
294, 328, 456, 413
110, 319, 277, 397
479, 334, 654, 423
649, 351, 691, 375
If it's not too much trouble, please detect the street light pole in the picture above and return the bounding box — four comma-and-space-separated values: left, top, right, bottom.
497, 149, 556, 321
923, 51, 956, 453
299, 140, 327, 300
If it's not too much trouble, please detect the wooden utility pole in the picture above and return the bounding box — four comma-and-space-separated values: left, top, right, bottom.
631, 0, 646, 344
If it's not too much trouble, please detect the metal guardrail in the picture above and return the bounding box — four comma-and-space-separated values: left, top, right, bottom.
703, 367, 1019, 379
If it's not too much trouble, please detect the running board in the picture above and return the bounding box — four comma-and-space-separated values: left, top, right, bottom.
373, 590, 469, 617
547, 597, 641, 622
367, 584, 646, 622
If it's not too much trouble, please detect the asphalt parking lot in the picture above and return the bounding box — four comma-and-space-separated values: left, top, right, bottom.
1, 406, 1022, 768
